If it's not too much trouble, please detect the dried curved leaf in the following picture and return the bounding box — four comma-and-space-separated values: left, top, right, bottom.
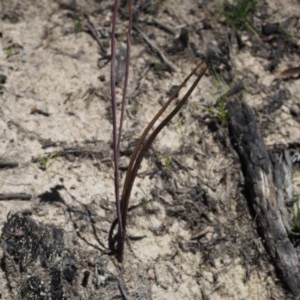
278, 66, 300, 79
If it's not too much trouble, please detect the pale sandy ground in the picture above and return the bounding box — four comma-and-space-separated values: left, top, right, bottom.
0, 0, 300, 299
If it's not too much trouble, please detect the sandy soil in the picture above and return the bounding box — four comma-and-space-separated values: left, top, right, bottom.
1, 0, 300, 299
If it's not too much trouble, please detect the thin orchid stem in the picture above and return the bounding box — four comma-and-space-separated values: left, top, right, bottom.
114, 0, 133, 263
117, 0, 132, 151
110, 0, 123, 239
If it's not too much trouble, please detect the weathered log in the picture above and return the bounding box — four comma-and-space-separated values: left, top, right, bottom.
227, 98, 300, 294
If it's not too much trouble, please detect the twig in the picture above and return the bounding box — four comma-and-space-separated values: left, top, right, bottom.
30, 106, 50, 117
84, 13, 107, 55
152, 18, 176, 35
128, 64, 151, 101
0, 193, 32, 201
117, 276, 130, 300
0, 162, 18, 169
66, 206, 108, 253
134, 25, 177, 72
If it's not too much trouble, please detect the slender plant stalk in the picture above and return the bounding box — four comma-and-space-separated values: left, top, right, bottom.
115, 62, 207, 262
110, 0, 123, 246
117, 0, 132, 151
110, 0, 133, 262
115, 0, 133, 263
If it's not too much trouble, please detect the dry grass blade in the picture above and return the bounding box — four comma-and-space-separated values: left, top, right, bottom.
121, 61, 205, 198
278, 66, 300, 79
115, 61, 207, 262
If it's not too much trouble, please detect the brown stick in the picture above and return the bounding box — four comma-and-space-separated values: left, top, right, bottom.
0, 162, 19, 169
0, 193, 32, 201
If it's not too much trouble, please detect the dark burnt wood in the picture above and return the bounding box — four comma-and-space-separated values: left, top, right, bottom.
227, 98, 300, 294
